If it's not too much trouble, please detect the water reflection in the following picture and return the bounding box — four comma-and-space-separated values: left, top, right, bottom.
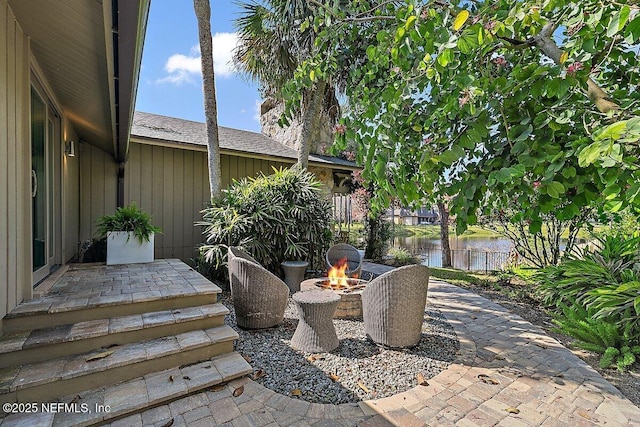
392, 236, 515, 271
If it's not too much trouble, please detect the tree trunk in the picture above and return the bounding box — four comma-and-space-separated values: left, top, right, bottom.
438, 202, 452, 267
297, 80, 327, 169
194, 0, 222, 199
534, 23, 619, 113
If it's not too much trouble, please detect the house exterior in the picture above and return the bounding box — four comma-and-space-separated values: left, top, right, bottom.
386, 207, 440, 225
126, 111, 358, 261
0, 0, 357, 324
0, 0, 150, 327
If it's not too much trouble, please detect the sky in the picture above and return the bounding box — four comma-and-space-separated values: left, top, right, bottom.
135, 0, 263, 132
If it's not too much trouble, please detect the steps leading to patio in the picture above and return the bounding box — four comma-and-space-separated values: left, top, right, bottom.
0, 260, 252, 426
2, 261, 219, 335
0, 304, 228, 368
0, 353, 252, 427
0, 325, 240, 406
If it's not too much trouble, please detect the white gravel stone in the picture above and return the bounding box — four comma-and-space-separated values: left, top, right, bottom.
221, 293, 459, 404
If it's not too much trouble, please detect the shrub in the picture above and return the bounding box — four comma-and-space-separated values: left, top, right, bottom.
386, 247, 419, 266
552, 301, 640, 372
198, 167, 332, 274
537, 234, 640, 308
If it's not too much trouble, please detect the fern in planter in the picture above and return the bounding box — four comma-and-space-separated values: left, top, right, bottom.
96, 202, 161, 244
552, 300, 640, 371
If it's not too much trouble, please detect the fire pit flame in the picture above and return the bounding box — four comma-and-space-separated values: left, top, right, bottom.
318, 258, 365, 291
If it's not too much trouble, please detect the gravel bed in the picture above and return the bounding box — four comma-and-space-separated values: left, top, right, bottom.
221, 293, 459, 404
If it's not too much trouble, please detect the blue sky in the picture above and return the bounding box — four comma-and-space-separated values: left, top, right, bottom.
135, 1, 262, 132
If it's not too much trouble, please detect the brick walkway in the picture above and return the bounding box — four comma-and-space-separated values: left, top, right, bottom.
107, 279, 640, 427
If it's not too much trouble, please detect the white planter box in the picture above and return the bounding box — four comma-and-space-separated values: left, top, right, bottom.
106, 231, 155, 265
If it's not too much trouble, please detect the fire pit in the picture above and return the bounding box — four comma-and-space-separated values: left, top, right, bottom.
300, 257, 369, 319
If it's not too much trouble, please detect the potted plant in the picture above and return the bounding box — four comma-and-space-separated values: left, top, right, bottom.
96, 202, 161, 265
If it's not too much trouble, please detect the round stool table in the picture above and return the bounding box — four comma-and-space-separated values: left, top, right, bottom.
291, 290, 341, 353
281, 261, 309, 293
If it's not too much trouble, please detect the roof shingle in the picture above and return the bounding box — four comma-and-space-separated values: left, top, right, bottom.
131, 111, 357, 168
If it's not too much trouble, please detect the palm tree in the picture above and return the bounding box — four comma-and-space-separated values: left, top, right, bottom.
233, 0, 339, 169
193, 0, 222, 199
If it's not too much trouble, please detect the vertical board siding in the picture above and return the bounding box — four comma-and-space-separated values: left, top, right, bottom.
0, 0, 31, 317
125, 144, 300, 262
78, 144, 117, 244
151, 145, 164, 256
6, 3, 18, 315
63, 123, 80, 263
0, 1, 9, 319
16, 15, 30, 302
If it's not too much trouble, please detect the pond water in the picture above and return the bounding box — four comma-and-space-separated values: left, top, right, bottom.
392, 235, 515, 271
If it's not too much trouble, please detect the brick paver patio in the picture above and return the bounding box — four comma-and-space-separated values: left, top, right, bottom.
104, 278, 640, 427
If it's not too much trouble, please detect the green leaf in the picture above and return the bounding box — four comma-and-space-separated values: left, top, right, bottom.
607, 6, 631, 37
405, 15, 417, 30
439, 145, 465, 165
546, 181, 565, 199
626, 16, 640, 42
595, 121, 628, 142
529, 219, 542, 234
578, 142, 605, 167
437, 49, 453, 67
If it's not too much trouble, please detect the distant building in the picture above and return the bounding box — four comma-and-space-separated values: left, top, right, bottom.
386, 207, 439, 225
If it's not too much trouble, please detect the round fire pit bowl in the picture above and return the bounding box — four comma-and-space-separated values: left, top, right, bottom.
300, 278, 368, 320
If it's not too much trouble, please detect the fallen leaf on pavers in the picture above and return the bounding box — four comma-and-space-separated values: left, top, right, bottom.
290, 389, 302, 396
477, 374, 500, 385
233, 385, 244, 397
209, 384, 226, 392
416, 373, 429, 386
159, 419, 174, 427
69, 395, 82, 404
357, 381, 370, 393
577, 410, 593, 420
252, 369, 267, 380
183, 376, 191, 381
328, 374, 340, 382
504, 407, 520, 414
242, 354, 252, 363
85, 350, 115, 362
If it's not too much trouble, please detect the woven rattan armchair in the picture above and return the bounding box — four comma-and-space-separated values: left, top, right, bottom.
362, 264, 430, 348
227, 246, 289, 329
325, 243, 363, 277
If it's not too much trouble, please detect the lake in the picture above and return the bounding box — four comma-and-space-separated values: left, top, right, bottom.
392, 235, 515, 271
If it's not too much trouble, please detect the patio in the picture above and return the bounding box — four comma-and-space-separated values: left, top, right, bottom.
102, 276, 640, 427
1, 261, 640, 426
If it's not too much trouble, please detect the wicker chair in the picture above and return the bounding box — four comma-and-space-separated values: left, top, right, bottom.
227, 246, 289, 329
362, 264, 430, 348
325, 243, 363, 277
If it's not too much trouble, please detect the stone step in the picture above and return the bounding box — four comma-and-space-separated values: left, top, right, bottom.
0, 325, 238, 406
0, 304, 229, 369
0, 352, 252, 427
3, 261, 221, 334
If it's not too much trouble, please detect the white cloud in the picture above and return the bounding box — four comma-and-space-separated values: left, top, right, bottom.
157, 33, 238, 85
253, 99, 262, 123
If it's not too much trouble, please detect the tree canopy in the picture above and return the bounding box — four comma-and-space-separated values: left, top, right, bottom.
284, 0, 640, 232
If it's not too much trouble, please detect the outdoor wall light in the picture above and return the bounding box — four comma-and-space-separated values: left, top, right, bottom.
66, 140, 76, 157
